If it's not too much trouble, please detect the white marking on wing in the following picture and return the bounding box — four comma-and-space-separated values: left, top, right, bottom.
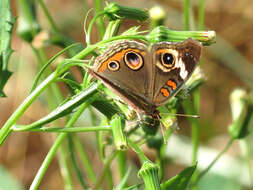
174, 58, 188, 79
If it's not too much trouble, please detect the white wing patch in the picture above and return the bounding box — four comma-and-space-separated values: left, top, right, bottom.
155, 49, 188, 80
175, 58, 188, 79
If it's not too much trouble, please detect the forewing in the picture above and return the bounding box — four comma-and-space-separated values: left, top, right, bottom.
151, 38, 202, 106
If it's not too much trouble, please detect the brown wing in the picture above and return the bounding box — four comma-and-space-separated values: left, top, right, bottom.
151, 38, 202, 106
90, 41, 154, 113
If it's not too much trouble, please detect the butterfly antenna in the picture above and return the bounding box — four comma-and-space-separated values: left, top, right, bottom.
159, 112, 200, 118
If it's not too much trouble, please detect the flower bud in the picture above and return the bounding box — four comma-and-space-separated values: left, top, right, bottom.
149, 6, 166, 28
147, 26, 216, 45
228, 89, 252, 139
104, 3, 149, 22
138, 161, 161, 190
17, 0, 40, 42
110, 115, 128, 150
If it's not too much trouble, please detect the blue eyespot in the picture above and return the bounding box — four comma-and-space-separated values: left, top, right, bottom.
124, 51, 143, 70
108, 61, 120, 71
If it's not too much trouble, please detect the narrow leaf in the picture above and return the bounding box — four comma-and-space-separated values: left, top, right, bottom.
161, 165, 197, 190
13, 83, 101, 131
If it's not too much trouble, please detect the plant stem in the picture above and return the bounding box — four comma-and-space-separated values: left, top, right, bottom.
94, 151, 118, 190
128, 138, 149, 164
86, 11, 106, 45
29, 84, 99, 190
73, 135, 97, 183
37, 45, 74, 190
184, 0, 190, 30
117, 151, 127, 181
197, 138, 234, 181
0, 72, 57, 145
58, 146, 74, 190
191, 0, 205, 165
94, 0, 105, 39
105, 170, 114, 190
192, 91, 200, 164
198, 0, 205, 30
67, 135, 88, 190
38, 0, 59, 33
0, 32, 108, 144
13, 125, 111, 132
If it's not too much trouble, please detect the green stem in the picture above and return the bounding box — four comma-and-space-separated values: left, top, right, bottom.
31, 43, 79, 92
13, 126, 111, 132
102, 20, 121, 40
103, 34, 147, 43
36, 45, 74, 190
191, 0, 205, 165
158, 147, 165, 180
0, 32, 148, 145
58, 146, 74, 190
128, 138, 149, 164
37, 47, 63, 103
0, 72, 57, 145
86, 11, 106, 45
192, 90, 200, 164
117, 151, 127, 181
197, 138, 234, 181
67, 135, 87, 190
29, 97, 95, 190
94, 151, 118, 190
38, 0, 59, 33
73, 135, 97, 183
198, 0, 205, 30
94, 0, 105, 39
0, 34, 103, 144
29, 133, 67, 190
105, 171, 114, 190
184, 0, 190, 30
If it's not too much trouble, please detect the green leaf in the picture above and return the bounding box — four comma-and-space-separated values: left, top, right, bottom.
0, 0, 15, 97
160, 165, 197, 190
13, 83, 101, 131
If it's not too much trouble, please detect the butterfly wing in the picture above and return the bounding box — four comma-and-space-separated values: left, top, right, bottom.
151, 38, 202, 106
90, 41, 154, 113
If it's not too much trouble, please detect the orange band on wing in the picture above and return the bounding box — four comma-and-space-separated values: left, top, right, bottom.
98, 48, 145, 73
161, 88, 170, 97
167, 80, 177, 90
156, 49, 170, 54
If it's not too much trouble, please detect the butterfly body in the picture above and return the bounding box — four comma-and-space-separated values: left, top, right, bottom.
89, 39, 202, 118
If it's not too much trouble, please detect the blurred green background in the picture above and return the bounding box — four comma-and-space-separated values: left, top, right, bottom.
0, 0, 253, 189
